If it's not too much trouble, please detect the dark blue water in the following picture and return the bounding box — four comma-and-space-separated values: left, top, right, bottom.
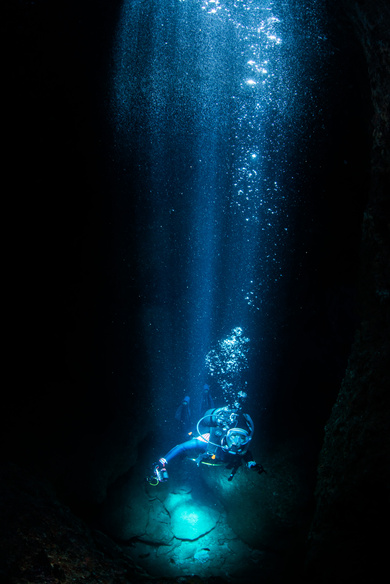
109, 0, 329, 423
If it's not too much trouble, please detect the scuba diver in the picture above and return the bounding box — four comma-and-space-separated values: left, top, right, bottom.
151, 389, 265, 484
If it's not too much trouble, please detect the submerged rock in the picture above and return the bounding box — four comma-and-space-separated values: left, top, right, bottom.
0, 464, 145, 584
143, 498, 172, 545
199, 442, 312, 551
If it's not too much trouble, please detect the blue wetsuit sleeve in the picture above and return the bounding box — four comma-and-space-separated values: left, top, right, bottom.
163, 438, 207, 463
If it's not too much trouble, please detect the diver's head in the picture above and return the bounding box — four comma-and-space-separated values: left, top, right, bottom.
224, 427, 251, 455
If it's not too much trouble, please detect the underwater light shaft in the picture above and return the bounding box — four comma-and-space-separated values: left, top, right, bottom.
110, 0, 327, 405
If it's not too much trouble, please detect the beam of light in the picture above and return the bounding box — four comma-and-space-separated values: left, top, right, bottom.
110, 0, 328, 426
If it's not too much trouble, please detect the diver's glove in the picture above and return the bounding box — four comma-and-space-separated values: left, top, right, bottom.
153, 458, 169, 482
247, 461, 266, 475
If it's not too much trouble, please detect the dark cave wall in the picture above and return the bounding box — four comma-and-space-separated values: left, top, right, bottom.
7, 0, 157, 508
306, 1, 390, 582
6, 0, 126, 467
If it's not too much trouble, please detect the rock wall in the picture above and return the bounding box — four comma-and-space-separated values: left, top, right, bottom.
306, 1, 390, 582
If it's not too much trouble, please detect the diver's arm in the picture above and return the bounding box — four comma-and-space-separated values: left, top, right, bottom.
152, 438, 207, 483
162, 437, 205, 463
